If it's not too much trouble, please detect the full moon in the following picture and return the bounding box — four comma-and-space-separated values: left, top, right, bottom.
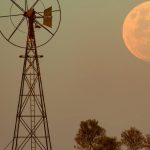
123, 2, 150, 62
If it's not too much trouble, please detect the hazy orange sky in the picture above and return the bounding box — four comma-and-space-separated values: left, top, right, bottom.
1, 0, 150, 150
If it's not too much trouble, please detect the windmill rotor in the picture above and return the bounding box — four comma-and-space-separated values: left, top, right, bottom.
10, 0, 45, 33
0, 0, 61, 48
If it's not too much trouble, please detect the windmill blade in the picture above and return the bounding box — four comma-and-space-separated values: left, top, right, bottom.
30, 0, 40, 9
35, 20, 54, 35
0, 14, 23, 18
43, 7, 52, 28
8, 17, 25, 40
25, 0, 28, 11
10, 0, 25, 13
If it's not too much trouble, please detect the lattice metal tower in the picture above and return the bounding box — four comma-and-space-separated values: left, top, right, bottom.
0, 0, 61, 149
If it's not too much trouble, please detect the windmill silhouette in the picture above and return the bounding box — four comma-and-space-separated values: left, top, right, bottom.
0, 0, 61, 149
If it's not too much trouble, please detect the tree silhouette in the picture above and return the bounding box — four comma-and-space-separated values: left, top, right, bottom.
93, 136, 121, 150
143, 134, 150, 149
75, 119, 106, 150
121, 127, 145, 150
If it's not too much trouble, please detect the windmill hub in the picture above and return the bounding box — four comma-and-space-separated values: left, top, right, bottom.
24, 9, 35, 18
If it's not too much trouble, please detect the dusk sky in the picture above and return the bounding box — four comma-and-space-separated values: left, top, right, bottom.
1, 0, 150, 150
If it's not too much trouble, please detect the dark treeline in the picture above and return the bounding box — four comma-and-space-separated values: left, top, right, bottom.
74, 119, 150, 150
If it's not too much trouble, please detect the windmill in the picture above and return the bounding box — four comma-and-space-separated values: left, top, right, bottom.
0, 0, 61, 149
